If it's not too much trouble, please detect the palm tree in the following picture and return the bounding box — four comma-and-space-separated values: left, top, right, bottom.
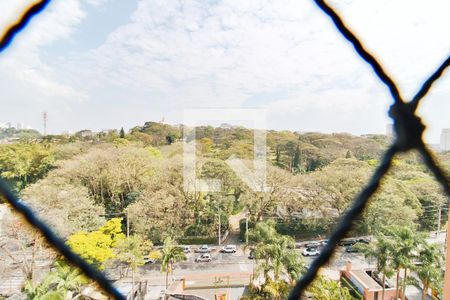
309, 276, 353, 300
261, 278, 290, 300
23, 261, 87, 299
159, 237, 187, 289
357, 233, 393, 300
115, 235, 151, 299
23, 277, 58, 299
249, 221, 305, 298
412, 242, 444, 300
48, 261, 88, 297
385, 225, 423, 300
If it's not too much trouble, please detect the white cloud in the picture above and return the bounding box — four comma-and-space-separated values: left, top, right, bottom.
0, 0, 108, 100
1, 0, 449, 140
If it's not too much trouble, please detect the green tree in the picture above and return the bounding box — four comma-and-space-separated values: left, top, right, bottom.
309, 276, 354, 300
47, 261, 88, 298
115, 236, 152, 296
410, 242, 444, 300
291, 145, 301, 173
385, 225, 424, 300
23, 261, 88, 299
23, 277, 63, 300
0, 143, 55, 191
248, 221, 305, 299
120, 127, 126, 138
356, 234, 394, 300
158, 237, 187, 288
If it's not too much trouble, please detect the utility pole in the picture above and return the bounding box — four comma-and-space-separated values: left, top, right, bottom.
245, 214, 249, 245
42, 111, 47, 136
443, 204, 450, 300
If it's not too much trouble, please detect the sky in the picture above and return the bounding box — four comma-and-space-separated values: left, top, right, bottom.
0, 0, 449, 143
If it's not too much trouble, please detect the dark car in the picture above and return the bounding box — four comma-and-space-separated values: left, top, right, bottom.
338, 239, 358, 247
345, 245, 359, 253
357, 238, 370, 244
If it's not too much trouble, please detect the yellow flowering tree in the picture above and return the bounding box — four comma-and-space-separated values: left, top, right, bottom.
67, 218, 125, 269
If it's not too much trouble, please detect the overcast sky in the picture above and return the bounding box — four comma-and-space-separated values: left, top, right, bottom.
0, 0, 449, 143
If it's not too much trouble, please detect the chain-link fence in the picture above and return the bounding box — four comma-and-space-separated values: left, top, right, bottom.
0, 0, 449, 299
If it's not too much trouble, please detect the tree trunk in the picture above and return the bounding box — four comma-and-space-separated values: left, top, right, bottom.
401, 268, 408, 300
381, 272, 386, 300
131, 269, 135, 300
396, 270, 400, 299
421, 281, 428, 300
166, 270, 169, 289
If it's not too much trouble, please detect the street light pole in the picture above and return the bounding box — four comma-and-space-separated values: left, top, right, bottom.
218, 209, 221, 246
126, 210, 130, 237
437, 205, 442, 237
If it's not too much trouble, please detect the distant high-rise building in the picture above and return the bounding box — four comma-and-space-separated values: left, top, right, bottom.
440, 129, 450, 151
386, 124, 394, 137
16, 122, 24, 130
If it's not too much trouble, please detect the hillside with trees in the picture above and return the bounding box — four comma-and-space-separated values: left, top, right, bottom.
1, 121, 447, 241
0, 121, 448, 298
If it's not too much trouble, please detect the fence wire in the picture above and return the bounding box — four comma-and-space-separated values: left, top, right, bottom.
288, 0, 450, 299
0, 0, 449, 300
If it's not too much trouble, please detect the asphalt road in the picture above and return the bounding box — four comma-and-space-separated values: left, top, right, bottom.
139, 243, 371, 279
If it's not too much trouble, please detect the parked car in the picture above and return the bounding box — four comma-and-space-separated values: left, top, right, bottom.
295, 242, 303, 249
220, 245, 237, 253
338, 237, 371, 247
305, 241, 321, 248
195, 245, 211, 253
345, 245, 359, 253
320, 240, 328, 246
357, 238, 370, 244
302, 247, 320, 257
182, 246, 191, 254
195, 254, 212, 262
143, 256, 156, 264
338, 239, 358, 247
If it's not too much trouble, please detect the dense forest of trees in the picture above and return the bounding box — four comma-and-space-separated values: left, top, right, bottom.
1, 121, 448, 298
1, 121, 448, 242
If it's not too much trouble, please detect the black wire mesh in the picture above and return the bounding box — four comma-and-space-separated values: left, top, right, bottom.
288, 0, 450, 299
0, 0, 449, 300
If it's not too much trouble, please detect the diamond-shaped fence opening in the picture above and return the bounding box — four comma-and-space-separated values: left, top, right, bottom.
0, 0, 449, 299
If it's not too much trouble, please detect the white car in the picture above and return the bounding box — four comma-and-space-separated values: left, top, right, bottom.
220, 245, 237, 253
195, 254, 212, 262
302, 247, 320, 257
196, 245, 211, 253
182, 246, 191, 253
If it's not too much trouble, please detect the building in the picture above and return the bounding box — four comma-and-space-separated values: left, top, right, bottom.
165, 274, 250, 300
440, 129, 450, 151
340, 261, 398, 300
